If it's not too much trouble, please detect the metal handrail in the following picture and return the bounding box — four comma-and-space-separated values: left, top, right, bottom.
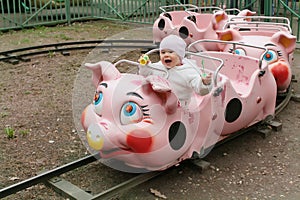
185, 51, 224, 87
187, 39, 268, 73
229, 26, 287, 32
226, 16, 292, 33
229, 16, 290, 24
159, 4, 198, 14
185, 6, 223, 13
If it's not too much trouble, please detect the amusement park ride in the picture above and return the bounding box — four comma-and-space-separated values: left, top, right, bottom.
80, 4, 297, 172
1, 4, 299, 199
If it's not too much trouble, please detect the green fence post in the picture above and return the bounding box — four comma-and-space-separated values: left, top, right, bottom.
264, 0, 273, 16
65, 0, 71, 24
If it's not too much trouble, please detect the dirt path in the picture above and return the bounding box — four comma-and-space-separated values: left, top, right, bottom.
0, 20, 299, 200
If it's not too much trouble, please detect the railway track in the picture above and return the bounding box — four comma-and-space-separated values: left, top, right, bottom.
0, 40, 298, 200
0, 153, 163, 199
0, 39, 158, 64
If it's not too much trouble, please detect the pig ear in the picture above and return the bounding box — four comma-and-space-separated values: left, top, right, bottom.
217, 29, 242, 41
270, 32, 296, 54
216, 29, 242, 50
237, 9, 256, 20
145, 75, 171, 92
85, 61, 121, 87
145, 75, 178, 114
212, 11, 228, 30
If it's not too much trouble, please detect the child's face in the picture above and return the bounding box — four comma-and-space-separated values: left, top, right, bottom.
160, 49, 181, 68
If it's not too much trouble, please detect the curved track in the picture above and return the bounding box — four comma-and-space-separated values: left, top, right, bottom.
0, 40, 296, 199
0, 40, 157, 64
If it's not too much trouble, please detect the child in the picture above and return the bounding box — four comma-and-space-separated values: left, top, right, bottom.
138, 34, 212, 108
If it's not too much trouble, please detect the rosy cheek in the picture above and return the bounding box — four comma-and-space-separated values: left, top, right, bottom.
126, 130, 153, 153
270, 62, 289, 85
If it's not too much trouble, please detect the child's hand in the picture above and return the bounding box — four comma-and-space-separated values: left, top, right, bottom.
202, 73, 212, 85
138, 54, 150, 65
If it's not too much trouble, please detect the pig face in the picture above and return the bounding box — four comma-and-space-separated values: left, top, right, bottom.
153, 9, 230, 51
217, 29, 296, 92
178, 10, 229, 51
153, 11, 192, 43
81, 61, 199, 171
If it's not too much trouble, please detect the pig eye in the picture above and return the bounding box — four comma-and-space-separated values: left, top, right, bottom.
120, 102, 143, 125
233, 48, 246, 56
263, 50, 278, 63
93, 91, 103, 115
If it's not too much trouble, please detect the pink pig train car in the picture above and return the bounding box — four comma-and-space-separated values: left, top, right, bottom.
153, 5, 229, 50
153, 4, 256, 52
216, 27, 296, 92
80, 46, 277, 172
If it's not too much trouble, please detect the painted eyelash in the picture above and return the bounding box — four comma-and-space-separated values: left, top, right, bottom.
95, 90, 102, 94
228, 47, 241, 54
141, 105, 150, 116
277, 50, 282, 56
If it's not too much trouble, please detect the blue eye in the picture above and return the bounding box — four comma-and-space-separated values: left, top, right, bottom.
234, 48, 246, 56
263, 50, 278, 63
120, 102, 143, 125
93, 91, 103, 115
123, 102, 137, 116
94, 92, 103, 105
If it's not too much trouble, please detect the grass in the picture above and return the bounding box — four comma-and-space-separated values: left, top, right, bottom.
55, 33, 72, 40
4, 126, 15, 139
20, 38, 30, 44
1, 20, 133, 51
1, 112, 8, 118
3, 126, 30, 139
20, 129, 29, 136
24, 90, 31, 95
48, 51, 56, 58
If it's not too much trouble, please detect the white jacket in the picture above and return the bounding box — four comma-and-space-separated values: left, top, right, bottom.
139, 58, 210, 106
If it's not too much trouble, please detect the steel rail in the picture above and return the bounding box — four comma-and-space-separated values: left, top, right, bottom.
90, 171, 163, 200
0, 154, 97, 198
0, 40, 158, 62
275, 86, 294, 115
0, 154, 164, 200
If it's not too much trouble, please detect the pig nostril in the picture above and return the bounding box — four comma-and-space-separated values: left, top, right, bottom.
100, 122, 108, 130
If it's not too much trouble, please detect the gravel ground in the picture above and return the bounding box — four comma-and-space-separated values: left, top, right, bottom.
0, 20, 299, 200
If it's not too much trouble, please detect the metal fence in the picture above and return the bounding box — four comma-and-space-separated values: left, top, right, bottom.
1, 0, 300, 41
0, 0, 169, 30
